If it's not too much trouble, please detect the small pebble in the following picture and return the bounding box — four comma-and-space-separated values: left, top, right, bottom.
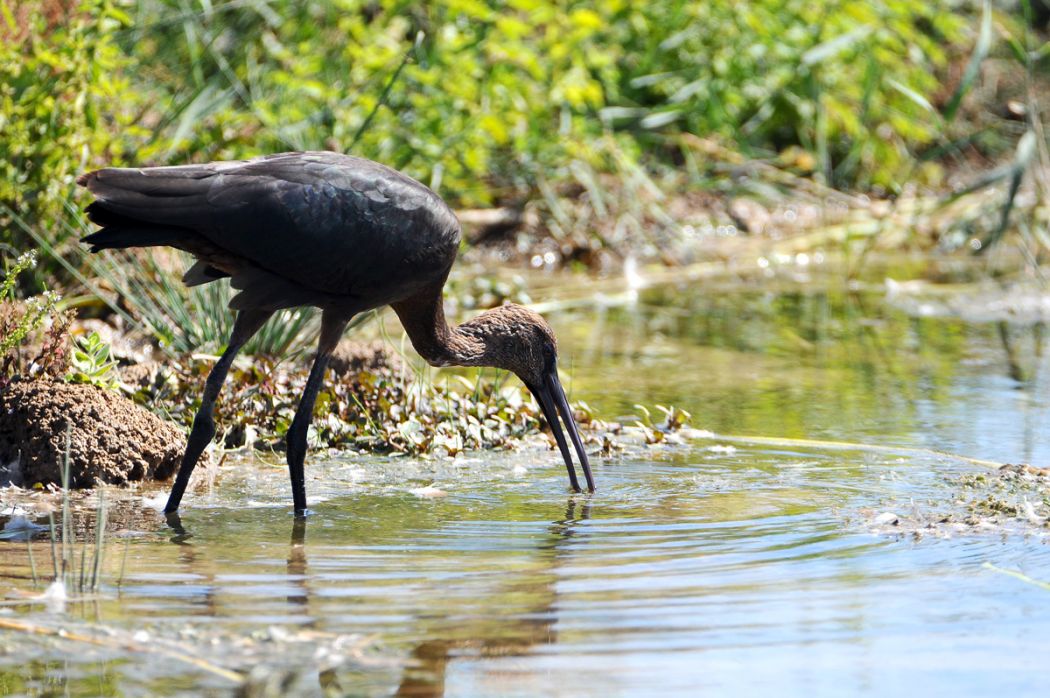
872, 512, 899, 526
409, 485, 447, 499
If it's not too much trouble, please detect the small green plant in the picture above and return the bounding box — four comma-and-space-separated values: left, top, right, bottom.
0, 252, 59, 357
66, 331, 119, 391
633, 403, 691, 445
1, 250, 72, 383
0, 250, 35, 299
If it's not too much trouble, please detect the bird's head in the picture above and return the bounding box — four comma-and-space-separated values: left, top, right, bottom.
459, 304, 595, 493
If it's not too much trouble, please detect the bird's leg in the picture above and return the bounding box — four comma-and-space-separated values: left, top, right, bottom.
164, 309, 273, 514
286, 310, 350, 516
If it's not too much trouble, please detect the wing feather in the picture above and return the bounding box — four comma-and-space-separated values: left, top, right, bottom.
79, 152, 461, 305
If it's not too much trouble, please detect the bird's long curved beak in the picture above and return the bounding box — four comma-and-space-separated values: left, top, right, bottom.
529, 366, 596, 493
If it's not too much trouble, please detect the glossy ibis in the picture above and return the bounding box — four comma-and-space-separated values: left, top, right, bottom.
78, 151, 594, 515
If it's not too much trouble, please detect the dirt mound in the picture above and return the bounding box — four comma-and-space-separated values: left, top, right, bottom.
328, 340, 403, 378
0, 379, 189, 487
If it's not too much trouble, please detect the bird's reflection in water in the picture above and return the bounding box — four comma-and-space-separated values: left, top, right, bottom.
164, 511, 192, 544
287, 516, 309, 609
161, 511, 221, 619
162, 498, 589, 696
394, 498, 591, 698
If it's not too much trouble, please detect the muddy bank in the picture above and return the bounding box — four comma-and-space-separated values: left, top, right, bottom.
0, 379, 188, 487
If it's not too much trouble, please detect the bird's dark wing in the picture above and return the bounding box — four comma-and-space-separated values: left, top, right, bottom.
80, 152, 461, 308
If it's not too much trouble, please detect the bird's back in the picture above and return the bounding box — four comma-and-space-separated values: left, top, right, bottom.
80, 152, 462, 312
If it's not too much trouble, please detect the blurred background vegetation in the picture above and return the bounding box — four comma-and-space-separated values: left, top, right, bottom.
2, 0, 1049, 327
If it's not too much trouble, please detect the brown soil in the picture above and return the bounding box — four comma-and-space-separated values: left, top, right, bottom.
119, 360, 164, 390
0, 379, 190, 487
328, 340, 403, 378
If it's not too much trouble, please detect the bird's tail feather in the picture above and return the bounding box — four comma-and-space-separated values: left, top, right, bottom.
77, 165, 223, 228
80, 187, 199, 253
81, 225, 186, 253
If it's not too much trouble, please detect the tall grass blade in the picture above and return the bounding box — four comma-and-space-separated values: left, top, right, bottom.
61, 425, 72, 586
78, 544, 87, 592
888, 79, 935, 115
26, 536, 38, 586
118, 537, 131, 588
943, 0, 993, 123
981, 130, 1037, 252
348, 32, 421, 151
47, 512, 58, 580
91, 488, 107, 592
801, 26, 868, 66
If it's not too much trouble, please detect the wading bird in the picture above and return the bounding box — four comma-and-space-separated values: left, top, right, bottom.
79, 151, 594, 515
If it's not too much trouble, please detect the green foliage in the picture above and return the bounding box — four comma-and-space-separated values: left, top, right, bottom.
115, 0, 974, 201
66, 331, 119, 390
0, 0, 140, 278
0, 1, 1023, 312
602, 1, 969, 189
118, 0, 614, 203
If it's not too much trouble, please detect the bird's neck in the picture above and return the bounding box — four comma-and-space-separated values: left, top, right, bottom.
392, 285, 487, 368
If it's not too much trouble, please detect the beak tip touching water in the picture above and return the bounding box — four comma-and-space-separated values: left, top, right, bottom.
531, 368, 596, 494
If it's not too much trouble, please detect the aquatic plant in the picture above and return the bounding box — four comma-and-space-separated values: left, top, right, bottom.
134, 348, 551, 457
15, 427, 110, 598
633, 403, 692, 445
52, 427, 109, 594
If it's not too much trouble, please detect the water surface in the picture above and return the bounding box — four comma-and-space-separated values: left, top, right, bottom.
3, 269, 1050, 696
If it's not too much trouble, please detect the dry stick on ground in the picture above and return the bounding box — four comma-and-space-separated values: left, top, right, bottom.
0, 617, 246, 685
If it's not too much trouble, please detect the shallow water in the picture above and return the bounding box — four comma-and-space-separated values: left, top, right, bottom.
4, 269, 1050, 696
